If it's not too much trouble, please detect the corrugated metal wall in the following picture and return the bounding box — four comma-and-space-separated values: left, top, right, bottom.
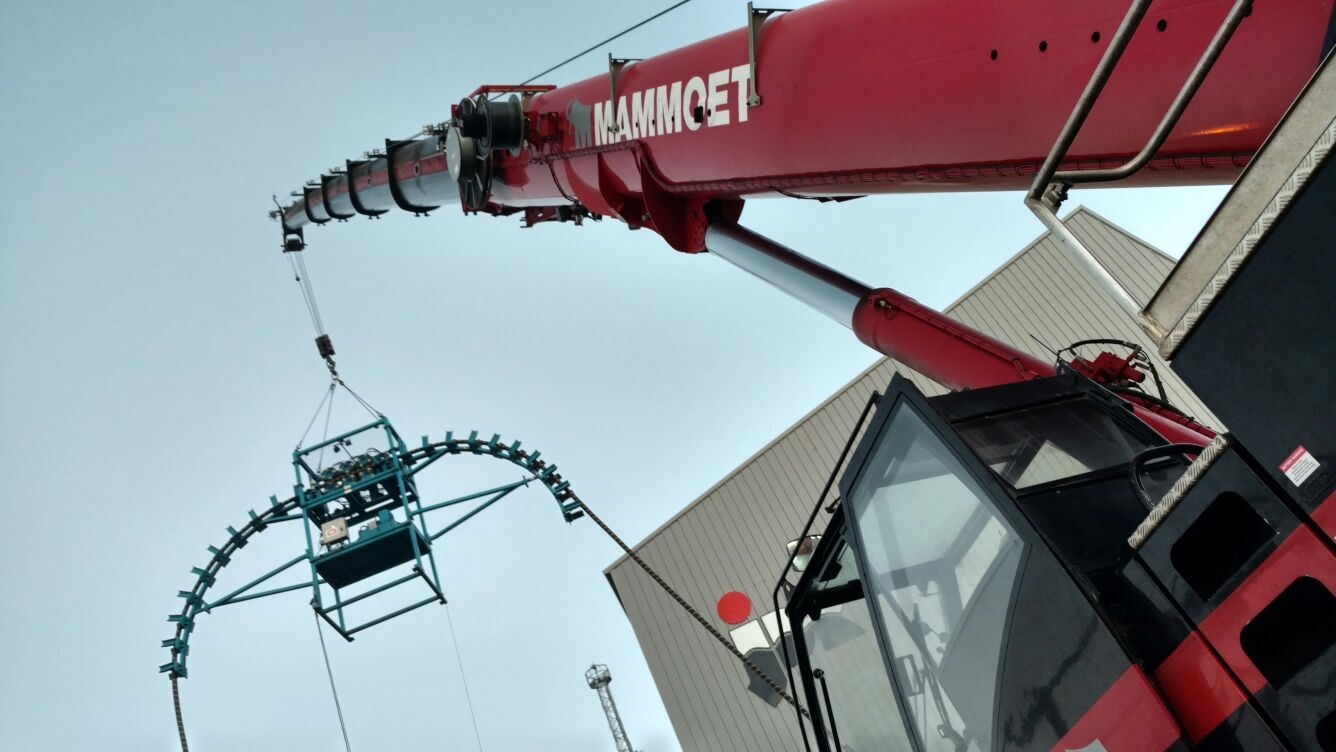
604, 208, 1215, 752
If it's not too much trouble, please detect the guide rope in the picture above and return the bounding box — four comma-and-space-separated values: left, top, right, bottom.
315, 611, 354, 752
445, 604, 487, 751
509, 0, 697, 91
575, 500, 809, 716
171, 675, 189, 752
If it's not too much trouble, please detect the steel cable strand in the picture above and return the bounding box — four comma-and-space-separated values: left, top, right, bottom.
574, 498, 809, 717
171, 674, 189, 752
336, 378, 382, 419
286, 253, 322, 337
406, 437, 802, 707
164, 495, 302, 751
444, 604, 486, 751
513, 0, 697, 89
1128, 434, 1229, 547
297, 382, 337, 449
314, 612, 353, 752
292, 251, 326, 334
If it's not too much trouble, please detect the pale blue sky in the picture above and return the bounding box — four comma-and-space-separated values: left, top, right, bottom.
0, 1, 1227, 750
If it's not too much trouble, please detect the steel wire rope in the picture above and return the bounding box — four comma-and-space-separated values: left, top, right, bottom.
287, 253, 324, 337
499, 0, 697, 95
171, 675, 189, 752
444, 604, 486, 751
298, 382, 338, 449
336, 377, 382, 419
292, 251, 326, 335
315, 612, 355, 752
574, 499, 809, 716
316, 382, 337, 472
274, 198, 322, 338
282, 239, 385, 426
165, 491, 305, 752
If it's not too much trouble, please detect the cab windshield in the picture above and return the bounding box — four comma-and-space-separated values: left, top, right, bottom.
847, 401, 1024, 751
799, 543, 912, 750
954, 398, 1153, 491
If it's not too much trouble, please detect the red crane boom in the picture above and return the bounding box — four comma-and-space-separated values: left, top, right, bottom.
276, 0, 1333, 428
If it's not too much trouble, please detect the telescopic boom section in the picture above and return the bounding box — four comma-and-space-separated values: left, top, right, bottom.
278, 136, 459, 238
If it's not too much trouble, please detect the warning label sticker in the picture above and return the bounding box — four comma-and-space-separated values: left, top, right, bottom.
1280, 445, 1320, 487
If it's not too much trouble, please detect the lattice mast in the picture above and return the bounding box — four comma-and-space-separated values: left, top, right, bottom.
586, 664, 636, 752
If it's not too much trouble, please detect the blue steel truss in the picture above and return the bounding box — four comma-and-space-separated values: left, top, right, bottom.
160, 422, 585, 679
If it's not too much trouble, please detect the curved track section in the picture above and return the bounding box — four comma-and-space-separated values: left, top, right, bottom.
161, 430, 584, 680
407, 429, 585, 522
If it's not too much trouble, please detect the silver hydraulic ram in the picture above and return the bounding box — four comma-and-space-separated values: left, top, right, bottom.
702, 219, 1219, 448
704, 222, 872, 328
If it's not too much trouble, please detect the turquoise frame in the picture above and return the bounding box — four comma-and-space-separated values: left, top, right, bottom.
160, 421, 584, 678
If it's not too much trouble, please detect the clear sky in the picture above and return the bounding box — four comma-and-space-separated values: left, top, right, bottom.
0, 1, 1229, 750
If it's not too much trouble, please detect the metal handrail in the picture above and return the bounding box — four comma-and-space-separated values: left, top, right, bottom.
1026, 0, 1256, 316
1054, 1, 1256, 186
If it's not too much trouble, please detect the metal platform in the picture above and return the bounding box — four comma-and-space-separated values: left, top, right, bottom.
314, 513, 432, 589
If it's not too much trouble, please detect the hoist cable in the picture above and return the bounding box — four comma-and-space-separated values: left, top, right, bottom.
574, 499, 808, 716
314, 612, 354, 752
444, 604, 486, 751
171, 675, 190, 752
282, 242, 385, 423
287, 253, 322, 337
286, 252, 323, 336
513, 0, 697, 88
292, 251, 321, 333
292, 251, 327, 335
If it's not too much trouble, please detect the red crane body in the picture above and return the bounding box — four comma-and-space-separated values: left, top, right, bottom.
492, 0, 1324, 214
270, 3, 1336, 751
280, 0, 1331, 404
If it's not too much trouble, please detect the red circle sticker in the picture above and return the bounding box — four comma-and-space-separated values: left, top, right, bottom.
716, 591, 752, 625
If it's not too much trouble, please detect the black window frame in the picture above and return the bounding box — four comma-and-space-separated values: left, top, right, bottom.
787, 372, 1163, 752
930, 370, 1170, 498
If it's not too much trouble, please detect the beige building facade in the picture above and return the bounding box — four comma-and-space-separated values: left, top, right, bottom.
605, 209, 1216, 752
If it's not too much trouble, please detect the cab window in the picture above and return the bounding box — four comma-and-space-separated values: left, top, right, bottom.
799, 543, 913, 751
848, 401, 1025, 751
955, 398, 1153, 491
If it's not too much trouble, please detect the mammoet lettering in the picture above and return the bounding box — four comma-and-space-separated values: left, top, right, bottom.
568, 99, 594, 149
631, 90, 654, 140
656, 81, 682, 136
591, 64, 751, 146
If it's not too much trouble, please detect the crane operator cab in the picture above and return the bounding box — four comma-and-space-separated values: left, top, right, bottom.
782, 371, 1336, 752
